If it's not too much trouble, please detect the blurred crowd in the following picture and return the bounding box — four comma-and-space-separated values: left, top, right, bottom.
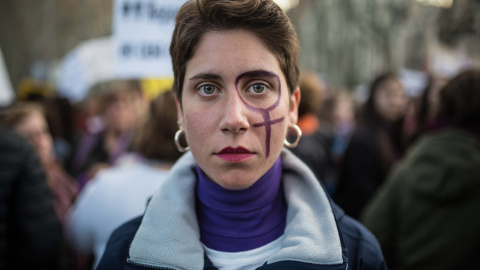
1, 65, 479, 269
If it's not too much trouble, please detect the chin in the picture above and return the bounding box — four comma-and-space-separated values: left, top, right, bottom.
215, 174, 259, 190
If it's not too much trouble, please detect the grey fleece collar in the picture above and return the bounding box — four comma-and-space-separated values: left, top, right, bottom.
128, 149, 344, 269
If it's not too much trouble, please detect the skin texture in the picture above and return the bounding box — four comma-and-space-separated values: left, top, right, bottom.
176, 29, 300, 190
235, 70, 284, 158
374, 78, 407, 122
13, 111, 54, 164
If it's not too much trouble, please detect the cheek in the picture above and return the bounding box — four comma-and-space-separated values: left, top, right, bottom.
375, 95, 389, 114
398, 98, 408, 111
43, 134, 53, 150
271, 124, 287, 143
184, 110, 212, 146
381, 99, 391, 112
269, 104, 290, 140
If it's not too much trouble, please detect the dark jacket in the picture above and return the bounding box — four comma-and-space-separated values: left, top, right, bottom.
98, 204, 386, 270
362, 128, 480, 270
334, 126, 399, 219
98, 150, 386, 270
0, 125, 62, 269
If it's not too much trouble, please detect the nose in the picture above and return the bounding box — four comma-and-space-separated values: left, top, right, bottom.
220, 91, 249, 134
392, 93, 407, 112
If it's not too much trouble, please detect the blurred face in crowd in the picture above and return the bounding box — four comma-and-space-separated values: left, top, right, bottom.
374, 78, 407, 122
177, 30, 300, 190
103, 90, 140, 132
333, 93, 356, 128
14, 110, 54, 163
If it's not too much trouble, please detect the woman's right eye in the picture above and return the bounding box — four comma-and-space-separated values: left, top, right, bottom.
198, 84, 217, 95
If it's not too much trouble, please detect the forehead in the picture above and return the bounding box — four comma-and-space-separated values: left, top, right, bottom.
105, 90, 134, 100
185, 30, 283, 80
379, 78, 402, 91
15, 111, 46, 131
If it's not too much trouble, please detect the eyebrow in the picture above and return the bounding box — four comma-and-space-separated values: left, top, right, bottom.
188, 73, 222, 81
237, 69, 279, 80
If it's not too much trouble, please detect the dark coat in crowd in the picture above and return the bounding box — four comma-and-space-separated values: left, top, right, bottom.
362, 128, 480, 270
290, 126, 333, 183
334, 126, 396, 219
0, 125, 62, 269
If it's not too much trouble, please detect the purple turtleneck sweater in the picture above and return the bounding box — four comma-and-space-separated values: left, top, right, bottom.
195, 158, 287, 252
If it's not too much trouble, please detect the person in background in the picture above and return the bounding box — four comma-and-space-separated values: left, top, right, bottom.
328, 90, 357, 162
69, 80, 147, 188
334, 72, 408, 219
98, 1, 385, 269
405, 74, 448, 145
1, 103, 79, 225
290, 70, 334, 190
66, 90, 182, 269
0, 124, 62, 269
361, 69, 480, 270
42, 96, 77, 166
320, 89, 358, 195
14, 79, 78, 167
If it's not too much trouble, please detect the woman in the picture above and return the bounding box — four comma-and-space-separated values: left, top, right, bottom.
2, 103, 78, 225
0, 124, 62, 270
67, 91, 182, 269
99, 1, 385, 269
69, 80, 147, 187
362, 69, 480, 269
334, 72, 408, 219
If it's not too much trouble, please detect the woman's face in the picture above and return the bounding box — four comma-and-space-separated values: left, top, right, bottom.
14, 111, 54, 164
177, 29, 300, 190
374, 78, 407, 122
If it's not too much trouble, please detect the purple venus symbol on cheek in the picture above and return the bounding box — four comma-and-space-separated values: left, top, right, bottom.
235, 70, 284, 158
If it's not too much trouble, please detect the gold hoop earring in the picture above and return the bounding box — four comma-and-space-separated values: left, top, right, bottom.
174, 128, 190, 152
284, 124, 302, 148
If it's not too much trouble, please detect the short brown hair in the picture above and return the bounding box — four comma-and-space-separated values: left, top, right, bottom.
1, 102, 45, 129
96, 79, 142, 113
298, 70, 325, 117
170, 0, 300, 104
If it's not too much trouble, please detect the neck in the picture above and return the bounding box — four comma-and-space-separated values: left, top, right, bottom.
195, 158, 286, 252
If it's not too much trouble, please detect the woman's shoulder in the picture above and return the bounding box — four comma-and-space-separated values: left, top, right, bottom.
332, 203, 387, 270
97, 215, 143, 269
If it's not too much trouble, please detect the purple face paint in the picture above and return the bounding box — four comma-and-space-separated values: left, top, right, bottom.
235, 70, 285, 158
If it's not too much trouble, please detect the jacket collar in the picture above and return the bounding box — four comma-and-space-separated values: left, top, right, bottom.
128, 149, 346, 269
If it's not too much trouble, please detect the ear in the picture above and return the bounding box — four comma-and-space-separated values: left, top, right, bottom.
174, 95, 184, 127
288, 86, 301, 125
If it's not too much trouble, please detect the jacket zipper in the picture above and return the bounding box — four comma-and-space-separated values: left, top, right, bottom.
126, 258, 178, 270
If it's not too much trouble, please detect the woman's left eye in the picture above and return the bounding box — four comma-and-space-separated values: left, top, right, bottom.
247, 83, 267, 94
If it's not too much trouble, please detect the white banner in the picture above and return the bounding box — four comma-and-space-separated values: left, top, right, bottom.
113, 0, 186, 78
0, 48, 14, 107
